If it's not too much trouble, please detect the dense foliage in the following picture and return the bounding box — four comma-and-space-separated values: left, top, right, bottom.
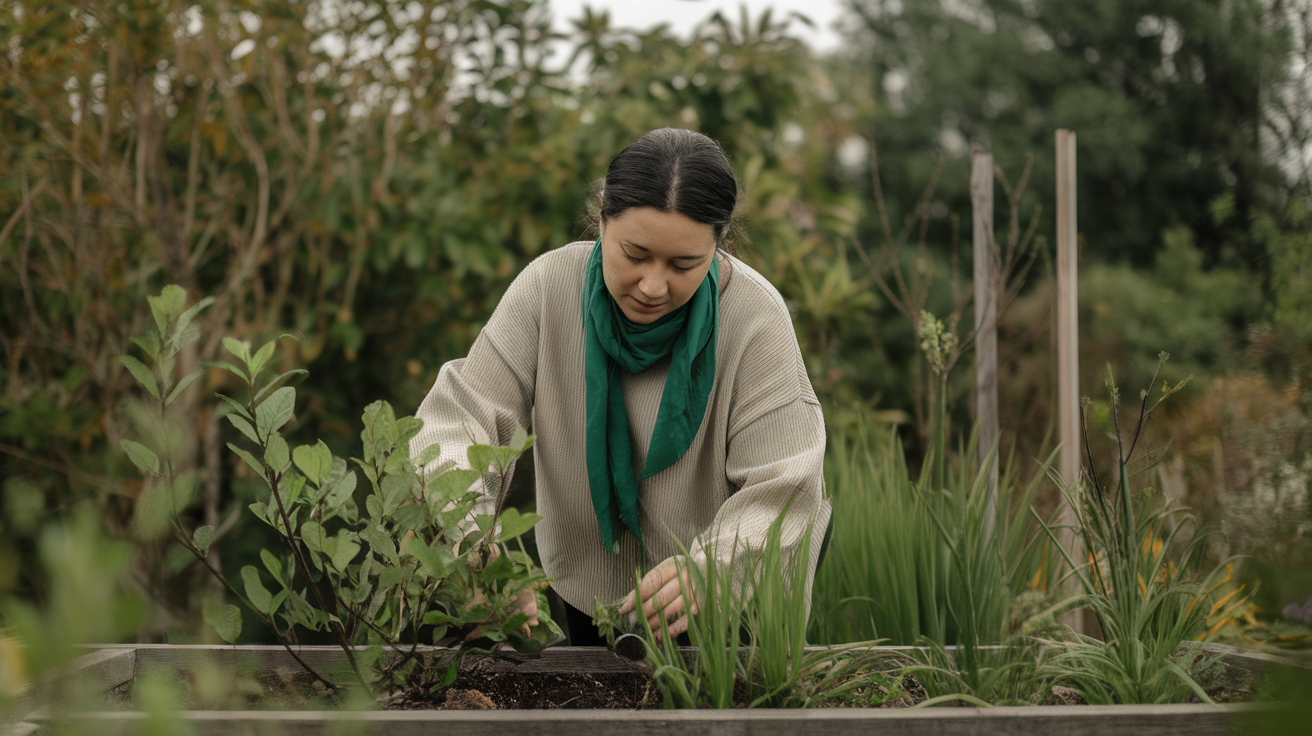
1, 0, 1309, 652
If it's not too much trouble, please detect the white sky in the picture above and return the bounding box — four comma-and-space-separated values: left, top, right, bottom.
548, 0, 848, 52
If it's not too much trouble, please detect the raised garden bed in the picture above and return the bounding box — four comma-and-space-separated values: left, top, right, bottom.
6, 642, 1307, 735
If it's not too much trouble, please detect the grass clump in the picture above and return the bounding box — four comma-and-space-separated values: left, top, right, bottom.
809, 425, 1058, 648
597, 510, 909, 709
1037, 356, 1230, 704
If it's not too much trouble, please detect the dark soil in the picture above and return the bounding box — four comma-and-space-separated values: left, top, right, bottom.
391, 671, 659, 710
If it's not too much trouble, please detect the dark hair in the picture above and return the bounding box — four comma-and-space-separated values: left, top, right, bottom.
597, 128, 742, 252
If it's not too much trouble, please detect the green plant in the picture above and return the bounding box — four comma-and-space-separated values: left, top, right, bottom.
119, 286, 562, 697
1036, 355, 1226, 704
0, 510, 146, 720
599, 511, 904, 709
629, 547, 749, 709
809, 425, 1058, 647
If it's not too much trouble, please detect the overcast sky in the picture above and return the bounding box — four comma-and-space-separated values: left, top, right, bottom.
548, 0, 847, 52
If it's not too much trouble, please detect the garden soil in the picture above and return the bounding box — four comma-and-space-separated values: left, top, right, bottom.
391, 671, 660, 710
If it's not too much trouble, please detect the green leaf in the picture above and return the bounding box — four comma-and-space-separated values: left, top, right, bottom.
167, 323, 201, 358
427, 468, 481, 507
509, 426, 533, 453
222, 337, 252, 365
193, 526, 215, 558
253, 369, 309, 404
202, 602, 242, 644
242, 565, 273, 613
273, 506, 299, 538
331, 531, 361, 572
481, 553, 515, 582
394, 416, 423, 447
248, 502, 270, 526
165, 368, 205, 406
227, 442, 265, 477
282, 472, 306, 507
364, 524, 398, 562
203, 360, 250, 385
248, 340, 278, 383
324, 469, 358, 511
269, 589, 288, 616
132, 332, 161, 358
215, 393, 252, 420
168, 470, 199, 509
147, 291, 172, 337
255, 386, 296, 437
260, 548, 285, 587
265, 434, 291, 473
495, 507, 543, 544
416, 442, 442, 468
407, 537, 449, 578
293, 441, 333, 486
174, 295, 215, 336
121, 439, 161, 476
120, 355, 160, 398
421, 611, 462, 627
380, 473, 414, 516
301, 520, 327, 554
365, 494, 383, 520
468, 444, 520, 475
227, 413, 260, 444
360, 401, 397, 465
156, 285, 187, 317
435, 660, 459, 690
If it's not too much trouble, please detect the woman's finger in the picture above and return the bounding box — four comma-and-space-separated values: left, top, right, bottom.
518, 589, 539, 627
647, 592, 687, 630
621, 557, 681, 614
666, 614, 690, 639
642, 575, 686, 620
653, 613, 690, 643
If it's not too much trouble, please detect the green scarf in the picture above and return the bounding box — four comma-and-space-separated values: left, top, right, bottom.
582, 239, 720, 553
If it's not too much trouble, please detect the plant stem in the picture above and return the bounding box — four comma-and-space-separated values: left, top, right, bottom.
171, 527, 339, 690
265, 466, 373, 693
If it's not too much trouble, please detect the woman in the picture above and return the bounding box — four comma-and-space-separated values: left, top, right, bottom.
410, 128, 830, 644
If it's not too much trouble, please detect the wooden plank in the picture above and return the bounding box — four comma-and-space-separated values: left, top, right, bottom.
30, 704, 1249, 736
971, 143, 999, 531
6, 647, 135, 734
1054, 128, 1088, 635
98, 642, 1303, 679
1200, 641, 1312, 679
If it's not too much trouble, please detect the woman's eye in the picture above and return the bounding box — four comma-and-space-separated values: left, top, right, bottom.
625, 253, 645, 263
673, 263, 695, 272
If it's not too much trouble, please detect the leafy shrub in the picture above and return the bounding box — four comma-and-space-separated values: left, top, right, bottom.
119, 286, 561, 695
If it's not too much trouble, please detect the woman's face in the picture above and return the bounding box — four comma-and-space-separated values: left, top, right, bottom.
599, 206, 718, 324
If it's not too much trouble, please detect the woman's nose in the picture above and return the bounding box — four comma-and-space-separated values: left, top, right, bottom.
638, 271, 668, 299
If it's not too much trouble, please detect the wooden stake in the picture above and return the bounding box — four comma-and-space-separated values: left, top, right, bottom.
971, 143, 998, 533
1055, 129, 1087, 634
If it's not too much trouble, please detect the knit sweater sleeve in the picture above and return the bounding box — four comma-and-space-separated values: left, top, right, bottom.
689, 297, 830, 581
409, 261, 541, 512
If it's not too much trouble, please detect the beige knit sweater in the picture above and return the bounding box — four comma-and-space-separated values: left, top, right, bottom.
410, 240, 831, 613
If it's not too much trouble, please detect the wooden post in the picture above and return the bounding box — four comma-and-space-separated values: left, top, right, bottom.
1054, 129, 1087, 633
971, 143, 998, 533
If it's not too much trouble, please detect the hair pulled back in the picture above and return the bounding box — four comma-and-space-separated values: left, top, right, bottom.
598, 128, 741, 251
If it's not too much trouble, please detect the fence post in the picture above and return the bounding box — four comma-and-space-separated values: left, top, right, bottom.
971, 142, 998, 535
1055, 128, 1088, 634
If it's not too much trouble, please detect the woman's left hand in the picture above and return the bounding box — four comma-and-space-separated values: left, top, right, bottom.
619, 555, 698, 640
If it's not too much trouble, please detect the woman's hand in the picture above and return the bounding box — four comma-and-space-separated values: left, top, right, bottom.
618, 555, 698, 641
